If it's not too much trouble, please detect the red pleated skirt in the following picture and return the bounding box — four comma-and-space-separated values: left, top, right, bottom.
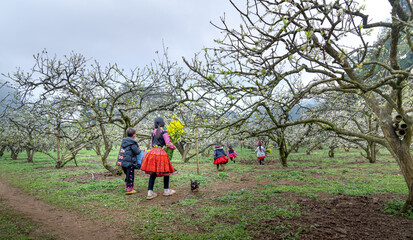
213, 156, 228, 165
258, 156, 266, 159
228, 153, 237, 158
141, 148, 175, 176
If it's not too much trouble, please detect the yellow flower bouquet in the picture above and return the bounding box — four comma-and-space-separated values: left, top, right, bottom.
165, 116, 185, 160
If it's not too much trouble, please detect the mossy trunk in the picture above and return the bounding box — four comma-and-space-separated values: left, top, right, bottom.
278, 138, 288, 167
328, 147, 335, 158
10, 146, 19, 160
367, 141, 377, 163
381, 121, 413, 212
26, 148, 34, 163
175, 142, 192, 162
100, 123, 122, 176
0, 146, 6, 157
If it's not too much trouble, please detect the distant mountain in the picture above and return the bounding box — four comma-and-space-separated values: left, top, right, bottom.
289, 99, 318, 121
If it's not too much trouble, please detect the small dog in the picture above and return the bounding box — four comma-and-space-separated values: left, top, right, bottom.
191, 180, 200, 192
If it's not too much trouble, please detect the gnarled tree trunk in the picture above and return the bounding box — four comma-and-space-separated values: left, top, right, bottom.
278, 137, 288, 167
366, 141, 378, 163
175, 142, 192, 162
388, 143, 413, 212
10, 146, 19, 160
26, 147, 34, 163
328, 146, 335, 158
99, 123, 122, 176
381, 120, 413, 212
0, 146, 6, 157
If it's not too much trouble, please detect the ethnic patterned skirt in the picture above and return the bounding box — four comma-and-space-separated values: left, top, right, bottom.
213, 156, 228, 165
228, 153, 237, 159
141, 147, 175, 177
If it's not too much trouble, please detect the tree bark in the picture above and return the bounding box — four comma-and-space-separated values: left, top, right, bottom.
99, 122, 122, 176
402, 181, 413, 212
55, 122, 63, 169
381, 122, 413, 212
10, 146, 19, 160
175, 142, 192, 162
94, 143, 102, 156
26, 148, 34, 163
392, 146, 413, 212
182, 144, 192, 163
278, 138, 288, 167
367, 141, 377, 163
328, 147, 335, 158
0, 146, 6, 157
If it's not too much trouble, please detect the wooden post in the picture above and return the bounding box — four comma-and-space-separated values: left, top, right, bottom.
196, 118, 200, 175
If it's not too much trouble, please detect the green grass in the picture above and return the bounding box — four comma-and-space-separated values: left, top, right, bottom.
0, 147, 410, 239
0, 200, 59, 240
384, 199, 413, 219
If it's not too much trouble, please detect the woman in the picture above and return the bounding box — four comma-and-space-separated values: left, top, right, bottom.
141, 117, 176, 200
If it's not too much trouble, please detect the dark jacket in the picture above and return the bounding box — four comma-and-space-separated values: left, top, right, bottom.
214, 149, 226, 160
152, 131, 166, 147
118, 137, 140, 168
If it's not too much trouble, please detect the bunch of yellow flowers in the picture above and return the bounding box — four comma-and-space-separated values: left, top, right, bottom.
266, 144, 274, 154
166, 116, 185, 143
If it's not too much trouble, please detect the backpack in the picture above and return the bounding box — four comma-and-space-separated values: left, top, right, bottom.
115, 147, 126, 170
135, 149, 147, 169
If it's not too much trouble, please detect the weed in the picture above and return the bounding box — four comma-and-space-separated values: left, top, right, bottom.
217, 172, 229, 179
384, 199, 413, 219
180, 198, 199, 206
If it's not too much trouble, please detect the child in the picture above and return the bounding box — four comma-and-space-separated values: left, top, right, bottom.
227, 145, 238, 163
117, 128, 141, 195
141, 117, 176, 200
213, 145, 228, 171
255, 142, 266, 165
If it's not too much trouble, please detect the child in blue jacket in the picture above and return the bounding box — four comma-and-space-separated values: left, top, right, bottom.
117, 128, 141, 195
213, 145, 228, 171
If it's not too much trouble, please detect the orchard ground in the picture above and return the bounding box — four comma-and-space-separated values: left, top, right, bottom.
1, 147, 413, 239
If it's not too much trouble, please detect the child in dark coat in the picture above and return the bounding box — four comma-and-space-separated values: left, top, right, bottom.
227, 145, 238, 163
117, 128, 140, 195
213, 145, 228, 171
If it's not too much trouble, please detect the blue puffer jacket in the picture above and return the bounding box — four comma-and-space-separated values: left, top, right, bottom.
117, 137, 140, 168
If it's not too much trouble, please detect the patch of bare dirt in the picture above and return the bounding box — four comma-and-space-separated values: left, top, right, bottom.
0, 177, 124, 240
252, 195, 413, 240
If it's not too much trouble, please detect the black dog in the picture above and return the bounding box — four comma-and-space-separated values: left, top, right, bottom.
191, 180, 200, 192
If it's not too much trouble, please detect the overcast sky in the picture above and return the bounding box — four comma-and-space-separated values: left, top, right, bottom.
0, 0, 391, 84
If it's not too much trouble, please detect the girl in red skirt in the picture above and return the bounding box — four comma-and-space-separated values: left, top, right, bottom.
255, 142, 266, 165
141, 117, 176, 200
227, 145, 238, 163
213, 145, 228, 171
